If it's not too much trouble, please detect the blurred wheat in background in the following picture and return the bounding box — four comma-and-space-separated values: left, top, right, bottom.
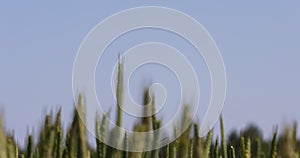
0, 62, 299, 158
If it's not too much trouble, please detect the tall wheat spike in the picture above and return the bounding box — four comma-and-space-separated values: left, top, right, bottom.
5, 134, 16, 158
142, 89, 152, 158
95, 114, 101, 158
26, 135, 33, 158
188, 139, 193, 158
123, 132, 129, 158
65, 131, 74, 158
107, 55, 124, 158
0, 116, 7, 157
245, 138, 251, 158
240, 136, 246, 158
151, 121, 161, 158
35, 147, 39, 158
170, 125, 179, 158
128, 124, 143, 158
142, 88, 151, 129
96, 113, 108, 158
100, 113, 107, 158
293, 122, 299, 158
151, 93, 160, 158
193, 123, 202, 158
204, 130, 213, 158
116, 55, 123, 128
77, 94, 88, 158
54, 108, 62, 158
16, 139, 19, 158
255, 138, 261, 158
151, 93, 157, 131
55, 129, 62, 158
269, 130, 277, 158
214, 138, 219, 158
220, 115, 228, 158
177, 106, 191, 158
39, 114, 54, 158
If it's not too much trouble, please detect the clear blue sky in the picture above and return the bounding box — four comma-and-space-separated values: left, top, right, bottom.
1, 1, 300, 144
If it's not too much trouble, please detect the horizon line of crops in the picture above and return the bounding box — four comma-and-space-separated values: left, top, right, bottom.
0, 61, 300, 158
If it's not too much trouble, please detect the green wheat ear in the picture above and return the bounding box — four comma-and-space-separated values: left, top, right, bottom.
245, 138, 251, 158
151, 94, 161, 158
0, 116, 7, 158
54, 108, 62, 158
204, 130, 213, 158
151, 93, 157, 130
116, 55, 124, 127
142, 88, 151, 129
100, 113, 107, 158
141, 87, 153, 158
106, 56, 124, 158
35, 147, 39, 158
65, 131, 74, 158
269, 129, 277, 158
55, 108, 62, 130
5, 133, 16, 158
177, 106, 192, 158
123, 132, 129, 158
95, 113, 107, 158
188, 139, 193, 158
77, 94, 88, 158
193, 123, 201, 158
27, 135, 34, 158
240, 136, 245, 158
16, 139, 19, 158
293, 121, 298, 154
255, 138, 262, 158
151, 121, 161, 158
165, 143, 170, 158
220, 115, 228, 158
170, 125, 179, 158
95, 114, 101, 158
55, 129, 62, 158
214, 138, 219, 158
